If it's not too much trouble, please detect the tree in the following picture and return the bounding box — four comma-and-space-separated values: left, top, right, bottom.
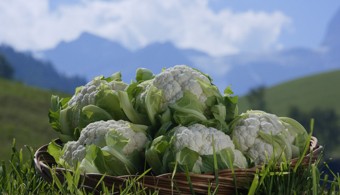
246, 85, 269, 111
0, 54, 14, 79
288, 106, 340, 155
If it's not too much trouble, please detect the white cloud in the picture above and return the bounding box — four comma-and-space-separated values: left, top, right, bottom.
0, 0, 291, 56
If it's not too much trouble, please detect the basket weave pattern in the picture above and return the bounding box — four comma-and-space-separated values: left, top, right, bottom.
34, 137, 321, 195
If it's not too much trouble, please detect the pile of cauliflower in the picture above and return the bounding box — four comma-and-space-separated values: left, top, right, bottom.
48, 65, 309, 176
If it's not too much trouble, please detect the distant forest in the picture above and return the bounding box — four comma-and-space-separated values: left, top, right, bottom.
0, 54, 13, 79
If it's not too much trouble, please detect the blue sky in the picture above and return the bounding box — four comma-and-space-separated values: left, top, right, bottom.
0, 0, 339, 56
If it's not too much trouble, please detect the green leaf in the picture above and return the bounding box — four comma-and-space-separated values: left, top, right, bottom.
106, 72, 122, 82
48, 95, 70, 134
47, 140, 63, 163
223, 95, 238, 123
117, 90, 149, 125
81, 105, 113, 124
258, 131, 292, 161
105, 130, 129, 151
280, 117, 309, 155
95, 89, 128, 120
223, 86, 234, 96
159, 108, 172, 125
145, 136, 170, 174
58, 107, 77, 142
170, 91, 207, 125
272, 134, 293, 161
79, 145, 101, 174
218, 148, 235, 169
175, 147, 201, 173
144, 85, 163, 126
100, 146, 139, 175
200, 148, 234, 173
135, 68, 154, 82
197, 79, 222, 103
209, 103, 229, 132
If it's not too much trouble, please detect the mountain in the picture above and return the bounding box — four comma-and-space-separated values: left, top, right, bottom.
43, 32, 131, 79
120, 41, 195, 80
214, 47, 327, 94
321, 7, 340, 67
0, 45, 86, 93
40, 8, 340, 95
322, 8, 340, 50
42, 33, 195, 81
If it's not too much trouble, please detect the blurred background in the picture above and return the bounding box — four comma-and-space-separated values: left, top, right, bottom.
0, 0, 339, 171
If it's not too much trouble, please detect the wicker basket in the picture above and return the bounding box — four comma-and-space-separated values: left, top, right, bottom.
34, 137, 322, 195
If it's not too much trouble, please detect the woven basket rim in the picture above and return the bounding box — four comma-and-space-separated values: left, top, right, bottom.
34, 136, 322, 194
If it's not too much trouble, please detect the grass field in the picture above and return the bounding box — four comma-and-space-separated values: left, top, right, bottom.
0, 78, 63, 161
238, 69, 340, 116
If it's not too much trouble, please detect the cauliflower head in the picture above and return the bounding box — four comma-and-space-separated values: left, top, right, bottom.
173, 124, 235, 155
49, 73, 133, 142
148, 65, 212, 109
129, 65, 236, 134
231, 110, 308, 165
59, 120, 148, 175
68, 75, 127, 108
145, 123, 247, 174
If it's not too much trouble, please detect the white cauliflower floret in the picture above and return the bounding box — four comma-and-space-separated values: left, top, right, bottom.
145, 123, 248, 174
172, 124, 247, 168
234, 150, 249, 168
232, 110, 308, 165
60, 120, 148, 167
61, 141, 86, 167
247, 138, 274, 165
173, 124, 234, 155
141, 65, 212, 110
68, 76, 127, 107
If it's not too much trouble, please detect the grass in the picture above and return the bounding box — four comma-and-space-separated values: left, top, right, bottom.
0, 78, 64, 160
0, 139, 159, 194
238, 69, 340, 116
0, 138, 339, 194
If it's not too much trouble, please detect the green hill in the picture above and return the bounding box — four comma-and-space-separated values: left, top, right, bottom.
0, 78, 65, 161
239, 69, 340, 116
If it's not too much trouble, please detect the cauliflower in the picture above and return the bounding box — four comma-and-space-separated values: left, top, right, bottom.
231, 110, 308, 165
49, 73, 138, 142
129, 65, 237, 134
145, 123, 248, 174
173, 124, 236, 155
68, 75, 127, 108
58, 120, 148, 175
144, 65, 212, 110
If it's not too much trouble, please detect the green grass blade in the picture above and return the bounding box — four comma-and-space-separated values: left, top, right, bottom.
247, 174, 259, 195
